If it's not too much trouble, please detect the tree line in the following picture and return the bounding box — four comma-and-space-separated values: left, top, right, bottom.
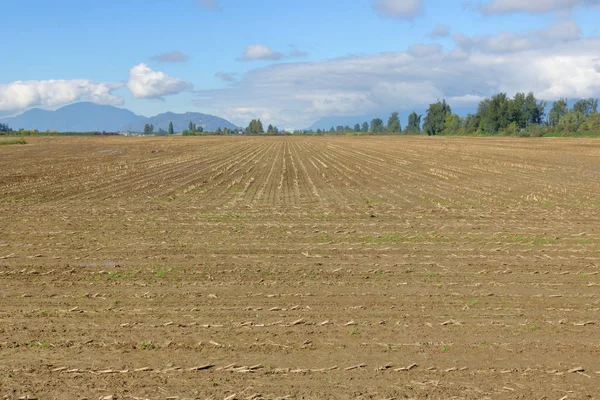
419, 94, 599, 137
288, 94, 599, 137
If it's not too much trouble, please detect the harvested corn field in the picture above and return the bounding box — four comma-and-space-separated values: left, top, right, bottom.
1, 136, 599, 399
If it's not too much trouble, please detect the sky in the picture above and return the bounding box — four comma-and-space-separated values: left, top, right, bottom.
1, 0, 600, 129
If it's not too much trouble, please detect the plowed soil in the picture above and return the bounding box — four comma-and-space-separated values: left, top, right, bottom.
1, 136, 599, 400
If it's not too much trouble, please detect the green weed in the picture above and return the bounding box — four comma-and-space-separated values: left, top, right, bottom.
138, 341, 155, 350
0, 138, 26, 146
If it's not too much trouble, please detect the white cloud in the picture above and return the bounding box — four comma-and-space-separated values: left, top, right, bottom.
373, 0, 423, 19
127, 63, 193, 99
0, 80, 123, 112
239, 44, 284, 61
194, 32, 600, 128
238, 44, 308, 61
453, 20, 581, 53
150, 51, 190, 63
480, 0, 599, 14
431, 24, 451, 38
408, 43, 443, 57
197, 0, 221, 11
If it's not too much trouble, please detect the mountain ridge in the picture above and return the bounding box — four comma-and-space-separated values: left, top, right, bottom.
0, 102, 239, 132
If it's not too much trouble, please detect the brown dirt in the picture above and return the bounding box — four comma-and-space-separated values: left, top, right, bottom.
0, 136, 599, 399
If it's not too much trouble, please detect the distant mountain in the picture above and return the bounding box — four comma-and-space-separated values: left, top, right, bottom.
135, 111, 238, 133
1, 103, 146, 132
0, 102, 238, 132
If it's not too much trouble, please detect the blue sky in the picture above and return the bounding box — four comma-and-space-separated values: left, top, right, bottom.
1, 0, 600, 128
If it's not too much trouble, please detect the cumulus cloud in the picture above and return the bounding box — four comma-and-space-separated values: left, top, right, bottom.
150, 51, 190, 63
373, 0, 423, 20
431, 24, 451, 38
197, 0, 221, 11
480, 0, 599, 14
238, 44, 308, 61
127, 63, 193, 99
194, 27, 600, 128
0, 80, 123, 112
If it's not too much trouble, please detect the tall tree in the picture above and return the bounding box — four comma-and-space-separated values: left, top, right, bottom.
406, 111, 421, 134
353, 123, 361, 132
247, 119, 264, 134
256, 119, 264, 134
508, 92, 528, 129
168, 121, 174, 135
524, 92, 545, 125
573, 98, 598, 117
361, 121, 369, 132
267, 124, 274, 134
548, 99, 568, 127
370, 118, 385, 134
387, 112, 402, 133
423, 100, 451, 136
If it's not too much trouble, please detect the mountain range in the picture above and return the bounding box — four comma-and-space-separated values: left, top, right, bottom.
0, 102, 239, 133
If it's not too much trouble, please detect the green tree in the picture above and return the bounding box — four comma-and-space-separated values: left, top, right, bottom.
405, 111, 421, 134
548, 98, 568, 127
476, 94, 510, 134
267, 124, 274, 134
387, 112, 402, 133
329, 126, 335, 133
143, 123, 154, 135
216, 127, 223, 135
443, 114, 462, 135
168, 121, 174, 134
557, 111, 587, 133
508, 92, 528, 129
336, 125, 344, 133
573, 98, 598, 117
370, 118, 385, 134
353, 123, 360, 132
463, 114, 480, 134
525, 92, 545, 125
361, 121, 369, 132
0, 123, 11, 133
578, 112, 600, 132
423, 100, 451, 136
247, 119, 264, 134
